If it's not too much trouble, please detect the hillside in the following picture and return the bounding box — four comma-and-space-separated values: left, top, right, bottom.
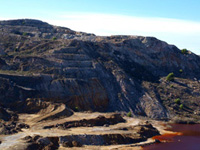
0, 19, 200, 122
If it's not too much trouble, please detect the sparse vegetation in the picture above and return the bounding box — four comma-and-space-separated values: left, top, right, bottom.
0, 18, 200, 149
23, 32, 27, 36
52, 37, 57, 40
75, 106, 79, 112
181, 49, 188, 54
174, 98, 180, 104
127, 111, 132, 117
166, 72, 174, 81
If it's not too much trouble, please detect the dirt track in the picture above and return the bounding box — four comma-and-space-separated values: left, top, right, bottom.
0, 108, 174, 150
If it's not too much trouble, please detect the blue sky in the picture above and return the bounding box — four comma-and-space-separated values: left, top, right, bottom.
0, 0, 200, 54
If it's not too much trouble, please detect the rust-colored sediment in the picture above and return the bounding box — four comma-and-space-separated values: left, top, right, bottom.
152, 132, 182, 142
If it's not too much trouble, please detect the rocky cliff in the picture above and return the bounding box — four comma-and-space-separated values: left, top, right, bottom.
0, 19, 200, 121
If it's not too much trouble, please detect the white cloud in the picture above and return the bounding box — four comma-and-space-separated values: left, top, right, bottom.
44, 13, 200, 54
0, 17, 9, 20
46, 13, 200, 35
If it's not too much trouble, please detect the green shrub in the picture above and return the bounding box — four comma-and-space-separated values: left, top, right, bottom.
181, 49, 188, 54
179, 104, 183, 109
174, 98, 180, 104
74, 106, 79, 112
127, 111, 132, 117
52, 37, 57, 40
166, 72, 174, 81
23, 32, 27, 36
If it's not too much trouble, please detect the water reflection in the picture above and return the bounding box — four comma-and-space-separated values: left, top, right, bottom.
143, 124, 200, 150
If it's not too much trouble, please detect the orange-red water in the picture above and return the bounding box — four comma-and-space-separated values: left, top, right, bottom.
143, 124, 200, 150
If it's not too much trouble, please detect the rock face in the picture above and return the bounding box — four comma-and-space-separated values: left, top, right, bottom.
0, 19, 200, 120
44, 113, 125, 129
0, 106, 11, 121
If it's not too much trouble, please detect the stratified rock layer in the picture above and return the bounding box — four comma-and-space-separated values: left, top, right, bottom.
0, 19, 200, 120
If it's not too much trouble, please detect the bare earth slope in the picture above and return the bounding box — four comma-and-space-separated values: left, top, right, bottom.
0, 19, 200, 121
0, 112, 168, 150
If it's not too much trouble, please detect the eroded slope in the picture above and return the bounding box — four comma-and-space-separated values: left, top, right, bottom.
0, 19, 200, 121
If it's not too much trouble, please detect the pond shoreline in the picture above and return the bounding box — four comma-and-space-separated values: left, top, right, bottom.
142, 123, 200, 150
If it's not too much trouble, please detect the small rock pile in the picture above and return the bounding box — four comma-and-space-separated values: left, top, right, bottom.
24, 135, 59, 150
23, 135, 82, 150
0, 121, 29, 135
